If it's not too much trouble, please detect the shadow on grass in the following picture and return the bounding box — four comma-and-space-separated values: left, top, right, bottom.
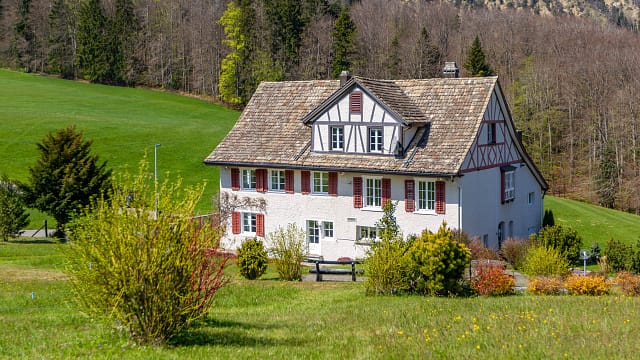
7, 239, 57, 244
171, 318, 306, 347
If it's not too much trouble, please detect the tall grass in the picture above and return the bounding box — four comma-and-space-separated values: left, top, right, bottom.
3, 241, 640, 358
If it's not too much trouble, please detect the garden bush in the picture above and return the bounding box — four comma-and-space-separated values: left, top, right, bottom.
471, 264, 514, 296
604, 238, 632, 272
522, 245, 569, 277
364, 235, 411, 295
564, 274, 610, 296
404, 223, 471, 296
0, 175, 30, 241
527, 277, 564, 295
268, 223, 307, 281
500, 238, 531, 270
465, 237, 500, 260
533, 225, 582, 264
613, 271, 640, 296
237, 238, 268, 280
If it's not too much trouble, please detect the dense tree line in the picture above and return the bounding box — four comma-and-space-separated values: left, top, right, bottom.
1, 0, 640, 212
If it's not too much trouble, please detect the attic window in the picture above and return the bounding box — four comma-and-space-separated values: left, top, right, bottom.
350, 92, 362, 113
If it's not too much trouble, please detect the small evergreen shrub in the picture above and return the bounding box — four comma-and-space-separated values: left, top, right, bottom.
268, 224, 308, 281
527, 277, 564, 295
613, 271, 640, 296
404, 223, 471, 296
237, 238, 268, 280
364, 235, 411, 295
564, 274, 610, 296
471, 264, 514, 296
533, 225, 582, 264
500, 238, 531, 270
522, 245, 569, 277
604, 238, 632, 272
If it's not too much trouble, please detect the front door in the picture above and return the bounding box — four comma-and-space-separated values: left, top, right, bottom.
307, 220, 321, 256
497, 221, 505, 249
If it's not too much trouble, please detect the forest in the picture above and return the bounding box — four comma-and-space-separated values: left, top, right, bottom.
1, 0, 640, 213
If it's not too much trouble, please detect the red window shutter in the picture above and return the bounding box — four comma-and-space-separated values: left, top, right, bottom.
436, 181, 446, 214
261, 169, 269, 192
382, 178, 391, 206
405, 180, 415, 212
231, 168, 240, 191
329, 172, 338, 196
353, 177, 363, 208
231, 211, 241, 234
350, 92, 362, 113
256, 213, 265, 237
301, 171, 310, 194
500, 171, 506, 204
285, 170, 294, 193
256, 169, 265, 192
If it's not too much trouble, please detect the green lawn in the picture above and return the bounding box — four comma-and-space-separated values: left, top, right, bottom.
3, 240, 640, 359
545, 196, 640, 247
0, 69, 238, 226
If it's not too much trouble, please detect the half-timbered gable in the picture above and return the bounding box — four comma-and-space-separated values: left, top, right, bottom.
206, 69, 548, 259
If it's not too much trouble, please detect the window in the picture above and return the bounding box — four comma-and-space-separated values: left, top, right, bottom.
417, 180, 436, 211
504, 170, 515, 202
369, 128, 383, 152
487, 123, 496, 144
241, 169, 256, 190
242, 212, 257, 234
365, 177, 382, 208
322, 221, 334, 238
528, 192, 535, 205
357, 226, 378, 242
313, 172, 329, 194
270, 170, 285, 191
331, 126, 344, 150
307, 220, 320, 244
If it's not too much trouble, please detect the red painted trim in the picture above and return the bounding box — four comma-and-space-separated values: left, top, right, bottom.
231, 211, 241, 234
435, 181, 445, 214
285, 170, 294, 193
301, 171, 310, 195
256, 213, 264, 237
405, 180, 415, 212
460, 160, 520, 173
329, 172, 338, 196
350, 92, 362, 113
256, 169, 266, 193
231, 168, 240, 191
382, 178, 391, 207
353, 177, 363, 208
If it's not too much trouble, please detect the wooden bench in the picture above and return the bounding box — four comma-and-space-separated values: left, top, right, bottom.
308, 259, 363, 281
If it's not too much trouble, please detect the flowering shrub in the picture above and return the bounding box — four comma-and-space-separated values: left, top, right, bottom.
564, 274, 610, 296
522, 245, 569, 277
471, 264, 514, 296
527, 277, 564, 295
613, 271, 640, 296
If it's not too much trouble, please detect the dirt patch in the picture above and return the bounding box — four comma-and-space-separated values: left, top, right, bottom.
0, 265, 68, 282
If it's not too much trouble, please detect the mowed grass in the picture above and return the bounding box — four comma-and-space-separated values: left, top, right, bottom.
3, 241, 640, 359
0, 69, 238, 225
545, 196, 640, 247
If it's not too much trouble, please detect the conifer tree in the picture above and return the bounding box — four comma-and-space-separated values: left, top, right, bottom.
12, 0, 36, 71
331, 6, 356, 78
464, 35, 494, 77
0, 175, 29, 241
76, 0, 110, 83
48, 0, 75, 78
24, 126, 111, 233
111, 0, 139, 85
414, 27, 441, 78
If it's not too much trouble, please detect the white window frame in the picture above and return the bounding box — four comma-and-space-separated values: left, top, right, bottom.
322, 221, 334, 239
364, 177, 382, 208
357, 226, 379, 243
312, 171, 329, 194
330, 126, 344, 151
307, 220, 320, 244
504, 171, 515, 201
270, 169, 286, 192
241, 169, 256, 190
416, 180, 436, 212
369, 128, 383, 153
241, 212, 257, 235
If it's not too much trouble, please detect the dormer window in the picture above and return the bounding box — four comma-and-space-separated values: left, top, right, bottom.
369, 128, 383, 152
330, 126, 344, 151
350, 92, 362, 114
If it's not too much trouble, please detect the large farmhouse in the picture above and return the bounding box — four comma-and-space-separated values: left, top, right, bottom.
205, 66, 548, 260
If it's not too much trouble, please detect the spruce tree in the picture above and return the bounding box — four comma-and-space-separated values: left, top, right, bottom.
464, 35, 494, 77
24, 126, 111, 233
111, 0, 139, 85
48, 0, 75, 78
12, 0, 36, 71
76, 0, 110, 83
331, 6, 356, 78
0, 175, 30, 241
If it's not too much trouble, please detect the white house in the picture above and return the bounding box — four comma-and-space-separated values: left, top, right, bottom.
205, 67, 548, 260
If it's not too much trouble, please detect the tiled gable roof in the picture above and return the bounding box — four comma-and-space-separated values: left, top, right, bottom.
205, 76, 498, 176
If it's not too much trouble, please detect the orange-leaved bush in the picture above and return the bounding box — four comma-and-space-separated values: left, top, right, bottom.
564, 274, 610, 296
471, 264, 514, 296
613, 271, 640, 296
527, 277, 564, 295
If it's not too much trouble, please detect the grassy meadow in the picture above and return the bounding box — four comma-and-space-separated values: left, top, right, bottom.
2, 240, 640, 359
0, 69, 238, 225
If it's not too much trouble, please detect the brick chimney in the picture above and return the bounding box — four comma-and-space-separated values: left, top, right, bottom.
443, 62, 459, 78
339, 70, 352, 87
